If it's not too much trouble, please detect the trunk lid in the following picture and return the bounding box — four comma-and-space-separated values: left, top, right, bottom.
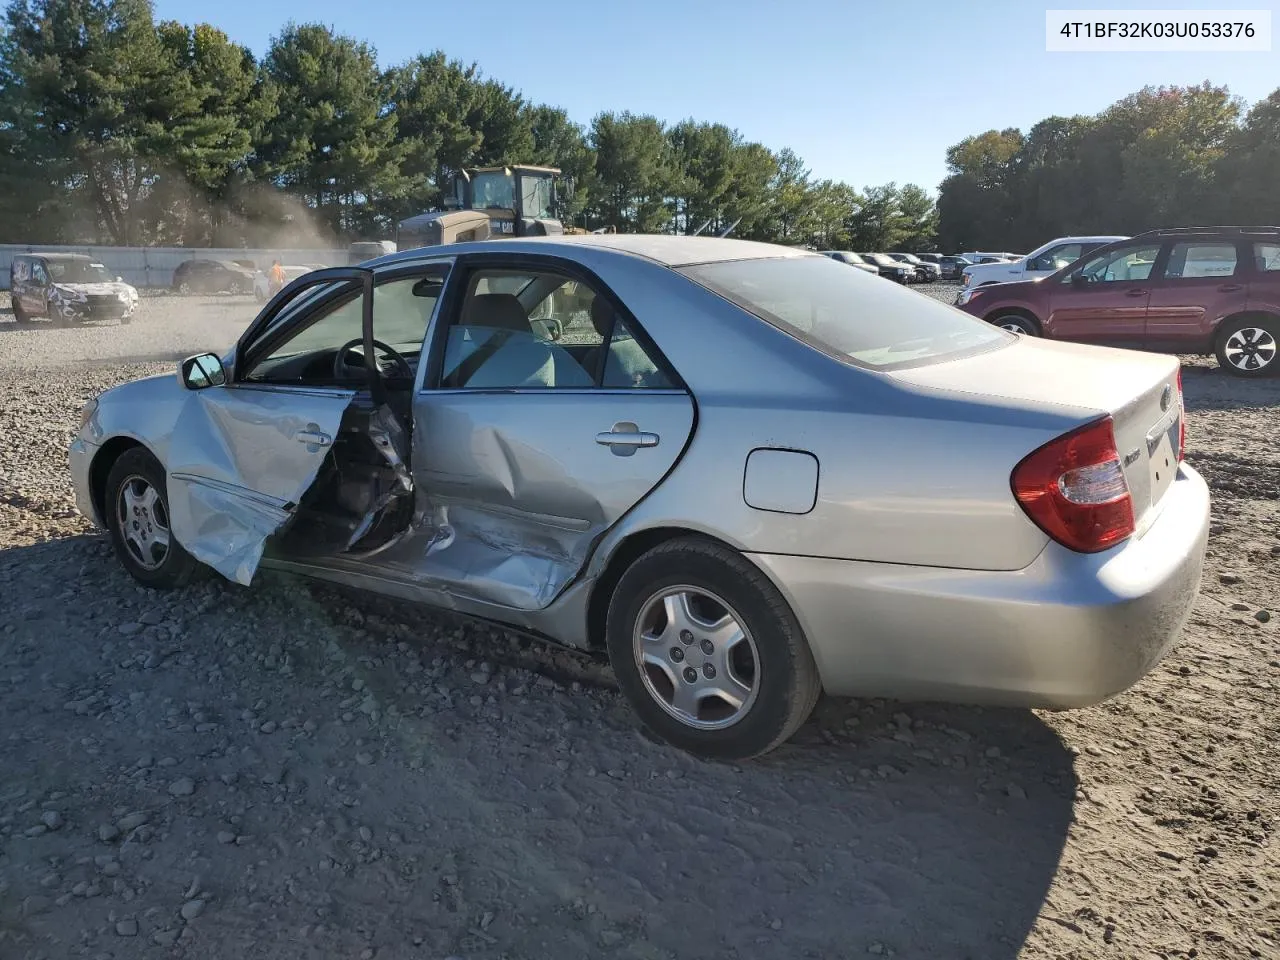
888, 337, 1182, 533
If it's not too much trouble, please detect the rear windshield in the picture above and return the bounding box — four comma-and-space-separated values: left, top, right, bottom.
679, 256, 1010, 370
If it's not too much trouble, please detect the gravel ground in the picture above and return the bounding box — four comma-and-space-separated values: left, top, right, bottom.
0, 284, 1277, 960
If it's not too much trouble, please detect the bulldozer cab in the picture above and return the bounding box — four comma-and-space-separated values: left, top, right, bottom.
396, 164, 573, 251
446, 165, 567, 237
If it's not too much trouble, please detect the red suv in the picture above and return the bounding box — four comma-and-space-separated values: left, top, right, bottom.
955, 227, 1280, 377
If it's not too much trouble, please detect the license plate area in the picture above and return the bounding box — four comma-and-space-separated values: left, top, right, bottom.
1145, 407, 1180, 504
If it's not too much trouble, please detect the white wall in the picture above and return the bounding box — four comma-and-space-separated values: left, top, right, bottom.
0, 244, 352, 290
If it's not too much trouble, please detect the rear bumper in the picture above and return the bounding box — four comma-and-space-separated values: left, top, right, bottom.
747, 463, 1210, 708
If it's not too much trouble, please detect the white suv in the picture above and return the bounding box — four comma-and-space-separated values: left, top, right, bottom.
959, 236, 1127, 294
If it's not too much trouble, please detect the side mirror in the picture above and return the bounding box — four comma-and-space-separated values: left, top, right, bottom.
179, 353, 226, 390
1070, 272, 1088, 288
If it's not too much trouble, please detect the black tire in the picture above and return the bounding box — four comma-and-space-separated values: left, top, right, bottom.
605, 537, 821, 760
176, 279, 192, 295
104, 447, 205, 589
11, 298, 26, 324
1215, 316, 1279, 378
991, 312, 1040, 336
49, 301, 72, 328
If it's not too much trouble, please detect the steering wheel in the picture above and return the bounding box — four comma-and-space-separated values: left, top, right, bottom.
333, 337, 412, 382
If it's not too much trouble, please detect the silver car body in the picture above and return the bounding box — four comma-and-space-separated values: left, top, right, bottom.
69, 235, 1209, 708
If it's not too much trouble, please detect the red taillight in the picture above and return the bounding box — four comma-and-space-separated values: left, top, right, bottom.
1011, 416, 1135, 554
1176, 369, 1186, 462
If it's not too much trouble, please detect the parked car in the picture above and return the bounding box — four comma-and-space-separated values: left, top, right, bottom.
819, 251, 879, 276
69, 235, 1209, 760
858, 252, 915, 283
961, 251, 1018, 264
172, 259, 256, 295
961, 236, 1127, 290
254, 264, 327, 302
956, 226, 1280, 378
938, 255, 972, 280
9, 253, 138, 326
888, 253, 941, 283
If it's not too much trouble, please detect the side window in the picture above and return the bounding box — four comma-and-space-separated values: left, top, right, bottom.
1254, 243, 1280, 272
1074, 244, 1161, 284
1030, 243, 1085, 272
601, 314, 673, 389
441, 269, 601, 390
1163, 242, 1238, 280
244, 274, 441, 384
32, 262, 48, 284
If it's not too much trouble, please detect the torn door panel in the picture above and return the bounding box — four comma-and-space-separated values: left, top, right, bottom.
268, 402, 416, 559
165, 475, 292, 585
165, 388, 355, 585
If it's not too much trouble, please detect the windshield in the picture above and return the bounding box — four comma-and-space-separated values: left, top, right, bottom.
48, 260, 113, 284
680, 256, 1009, 370
519, 174, 554, 220
471, 172, 515, 210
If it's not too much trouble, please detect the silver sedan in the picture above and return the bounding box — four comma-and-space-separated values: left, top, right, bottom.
69, 236, 1210, 760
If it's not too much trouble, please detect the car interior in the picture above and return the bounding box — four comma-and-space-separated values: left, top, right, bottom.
251, 266, 671, 562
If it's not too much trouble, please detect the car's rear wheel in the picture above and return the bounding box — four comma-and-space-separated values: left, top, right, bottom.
176, 279, 192, 295
11, 299, 26, 324
605, 537, 821, 760
104, 448, 204, 589
1216, 317, 1278, 377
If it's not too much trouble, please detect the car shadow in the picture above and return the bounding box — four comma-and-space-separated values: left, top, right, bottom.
305, 580, 1078, 958
3, 534, 1075, 960
1179, 360, 1280, 412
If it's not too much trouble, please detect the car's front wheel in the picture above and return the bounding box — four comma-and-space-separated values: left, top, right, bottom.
991, 312, 1040, 336
606, 537, 821, 760
11, 299, 26, 324
104, 447, 204, 588
1216, 316, 1278, 377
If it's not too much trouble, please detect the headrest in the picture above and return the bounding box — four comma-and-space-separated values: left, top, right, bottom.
463, 293, 531, 333
589, 294, 615, 339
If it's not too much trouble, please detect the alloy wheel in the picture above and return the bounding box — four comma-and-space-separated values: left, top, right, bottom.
117, 475, 171, 571
632, 585, 760, 730
1223, 327, 1277, 372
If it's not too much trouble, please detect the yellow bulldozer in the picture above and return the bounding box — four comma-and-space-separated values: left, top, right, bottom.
396, 165, 587, 249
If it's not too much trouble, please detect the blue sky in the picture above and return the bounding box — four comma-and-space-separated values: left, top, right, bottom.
155, 0, 1280, 193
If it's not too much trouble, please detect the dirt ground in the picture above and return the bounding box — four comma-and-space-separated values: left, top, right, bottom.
0, 286, 1276, 960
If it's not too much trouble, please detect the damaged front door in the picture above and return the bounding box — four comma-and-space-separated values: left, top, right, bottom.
166, 268, 377, 584
412, 260, 694, 610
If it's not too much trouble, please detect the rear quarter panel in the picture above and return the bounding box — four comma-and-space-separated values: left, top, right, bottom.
569, 256, 1062, 573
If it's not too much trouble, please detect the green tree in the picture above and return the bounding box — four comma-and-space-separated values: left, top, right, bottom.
526, 104, 594, 221
720, 142, 778, 240
1, 0, 195, 243
895, 183, 938, 251
258, 23, 405, 237
767, 147, 815, 242
590, 112, 672, 232
1218, 89, 1280, 224
149, 21, 276, 243
668, 120, 739, 233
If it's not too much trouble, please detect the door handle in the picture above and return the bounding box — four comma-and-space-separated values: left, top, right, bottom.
294, 429, 332, 447
1218, 283, 1243, 292
1125, 288, 1148, 297
596, 421, 658, 455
